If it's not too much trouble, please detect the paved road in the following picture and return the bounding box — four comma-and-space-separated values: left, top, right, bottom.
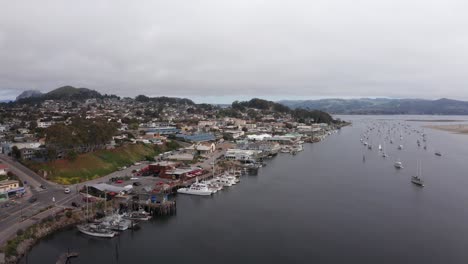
0, 155, 77, 245
0, 144, 230, 246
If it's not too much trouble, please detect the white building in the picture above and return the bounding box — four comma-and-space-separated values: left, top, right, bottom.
225, 149, 258, 161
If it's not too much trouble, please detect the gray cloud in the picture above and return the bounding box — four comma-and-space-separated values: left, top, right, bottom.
1, 0, 468, 102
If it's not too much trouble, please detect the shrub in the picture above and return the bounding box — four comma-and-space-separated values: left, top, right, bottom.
65, 211, 72, 218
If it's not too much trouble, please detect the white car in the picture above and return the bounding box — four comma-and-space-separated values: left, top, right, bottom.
64, 188, 71, 194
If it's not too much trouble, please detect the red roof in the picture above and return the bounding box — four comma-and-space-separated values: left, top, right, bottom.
0, 164, 8, 170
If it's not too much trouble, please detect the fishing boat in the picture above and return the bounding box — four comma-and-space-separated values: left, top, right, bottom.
77, 224, 116, 238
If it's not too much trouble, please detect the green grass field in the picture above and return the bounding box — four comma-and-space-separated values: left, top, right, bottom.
27, 143, 172, 185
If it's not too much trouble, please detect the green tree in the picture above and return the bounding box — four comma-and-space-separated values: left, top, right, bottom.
11, 146, 21, 160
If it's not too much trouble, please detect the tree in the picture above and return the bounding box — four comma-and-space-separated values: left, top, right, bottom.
11, 146, 21, 160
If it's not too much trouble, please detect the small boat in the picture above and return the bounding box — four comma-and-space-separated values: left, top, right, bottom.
382, 152, 388, 158
124, 210, 152, 221
378, 144, 382, 151
213, 177, 233, 187
435, 151, 442, 156
394, 161, 403, 169
398, 145, 403, 150
77, 224, 116, 238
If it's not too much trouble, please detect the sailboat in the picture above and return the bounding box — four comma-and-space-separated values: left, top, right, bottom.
411, 161, 424, 187
381, 142, 388, 158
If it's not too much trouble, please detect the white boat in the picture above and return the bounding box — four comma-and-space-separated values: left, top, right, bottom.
223, 173, 240, 184
213, 176, 233, 187
101, 214, 133, 231
177, 180, 213, 196
394, 161, 403, 169
378, 144, 382, 151
77, 224, 116, 238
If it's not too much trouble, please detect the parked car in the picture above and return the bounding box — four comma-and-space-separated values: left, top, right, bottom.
116, 180, 124, 184
64, 188, 71, 194
71, 202, 79, 207
133, 181, 141, 186
28, 197, 37, 203
39, 184, 46, 190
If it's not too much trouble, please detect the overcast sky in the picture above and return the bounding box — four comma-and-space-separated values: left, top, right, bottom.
1, 0, 468, 103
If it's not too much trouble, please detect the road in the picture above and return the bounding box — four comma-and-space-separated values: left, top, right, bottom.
0, 144, 231, 246
0, 155, 78, 246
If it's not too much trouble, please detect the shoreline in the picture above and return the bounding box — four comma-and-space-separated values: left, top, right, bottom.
3, 124, 346, 263
1, 209, 86, 264
425, 124, 468, 135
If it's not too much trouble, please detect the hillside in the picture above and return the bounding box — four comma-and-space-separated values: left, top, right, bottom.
16, 90, 43, 100
26, 142, 179, 184
230, 98, 337, 123
15, 85, 102, 103
280, 98, 468, 115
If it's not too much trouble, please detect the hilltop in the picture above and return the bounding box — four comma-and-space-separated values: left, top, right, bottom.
280, 98, 468, 115
15, 86, 103, 103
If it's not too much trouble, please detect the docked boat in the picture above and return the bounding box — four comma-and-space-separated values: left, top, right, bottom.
77, 224, 116, 238
177, 181, 213, 196
124, 210, 152, 221
101, 214, 134, 231
394, 161, 403, 169
213, 176, 233, 187
223, 174, 239, 184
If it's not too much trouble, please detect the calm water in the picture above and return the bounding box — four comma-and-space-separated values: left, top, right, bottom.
21, 116, 468, 264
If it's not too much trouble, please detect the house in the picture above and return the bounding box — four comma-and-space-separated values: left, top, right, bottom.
37, 119, 55, 128
0, 164, 8, 175
223, 130, 244, 139
195, 143, 216, 155
0, 179, 24, 200
225, 149, 258, 161
20, 148, 36, 160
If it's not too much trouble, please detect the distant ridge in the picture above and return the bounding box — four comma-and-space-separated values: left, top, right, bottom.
16, 90, 43, 100
279, 98, 468, 115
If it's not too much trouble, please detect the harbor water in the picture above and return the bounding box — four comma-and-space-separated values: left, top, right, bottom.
21, 116, 468, 264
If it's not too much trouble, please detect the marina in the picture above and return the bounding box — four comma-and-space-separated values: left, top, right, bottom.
19, 115, 468, 264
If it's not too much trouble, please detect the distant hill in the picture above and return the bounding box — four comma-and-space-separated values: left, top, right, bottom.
135, 95, 195, 105
279, 98, 468, 115
230, 98, 337, 123
44, 86, 102, 100
16, 90, 43, 100
16, 86, 102, 103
